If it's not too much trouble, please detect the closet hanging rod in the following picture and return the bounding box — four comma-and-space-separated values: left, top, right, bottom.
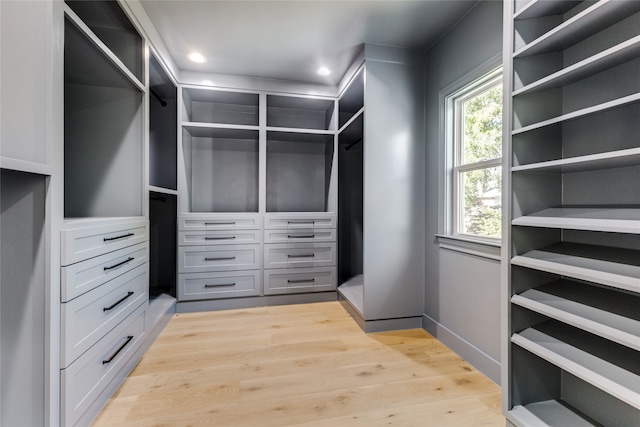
150, 88, 167, 107
345, 138, 362, 151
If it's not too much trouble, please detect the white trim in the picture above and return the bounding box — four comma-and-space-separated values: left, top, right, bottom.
438, 55, 503, 243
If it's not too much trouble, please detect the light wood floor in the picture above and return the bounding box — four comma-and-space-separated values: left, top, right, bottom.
92, 301, 504, 426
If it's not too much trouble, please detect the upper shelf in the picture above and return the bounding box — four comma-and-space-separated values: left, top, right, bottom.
513, 35, 640, 96
267, 95, 335, 131
512, 92, 640, 135
514, 1, 583, 21
514, 0, 640, 59
512, 207, 640, 234
182, 88, 259, 127
0, 157, 52, 176
512, 242, 640, 294
338, 68, 364, 129
512, 279, 640, 351
512, 148, 640, 173
512, 321, 640, 411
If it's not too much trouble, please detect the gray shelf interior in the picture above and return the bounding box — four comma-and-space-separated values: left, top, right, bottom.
267, 95, 334, 130
338, 114, 363, 285
338, 69, 364, 129
65, 0, 143, 82
149, 53, 177, 190
64, 18, 143, 218
266, 131, 334, 213
182, 88, 259, 126
183, 127, 259, 213
1, 170, 47, 426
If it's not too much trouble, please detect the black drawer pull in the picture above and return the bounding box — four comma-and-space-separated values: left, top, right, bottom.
287, 235, 315, 239
104, 257, 134, 271
204, 283, 236, 288
204, 236, 236, 240
288, 278, 315, 284
288, 254, 315, 258
205, 222, 235, 225
102, 335, 134, 364
287, 220, 315, 224
103, 291, 134, 311
204, 256, 236, 261
103, 233, 134, 242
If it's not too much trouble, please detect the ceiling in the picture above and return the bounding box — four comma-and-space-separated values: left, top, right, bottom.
139, 0, 480, 87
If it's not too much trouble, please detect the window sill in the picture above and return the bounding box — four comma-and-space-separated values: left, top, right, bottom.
434, 234, 502, 261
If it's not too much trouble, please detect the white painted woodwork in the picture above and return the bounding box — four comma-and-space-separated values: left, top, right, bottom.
178, 244, 261, 273
263, 228, 336, 244
61, 265, 148, 367
263, 243, 336, 269
263, 267, 337, 295
178, 270, 261, 300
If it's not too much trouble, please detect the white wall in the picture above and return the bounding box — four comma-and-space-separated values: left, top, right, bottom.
423, 0, 503, 383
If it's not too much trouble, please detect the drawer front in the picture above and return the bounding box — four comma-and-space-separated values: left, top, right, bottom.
61, 264, 148, 367
179, 214, 261, 231
178, 229, 261, 246
178, 270, 260, 301
61, 220, 148, 266
264, 267, 337, 295
178, 244, 261, 273
264, 228, 335, 244
61, 304, 146, 427
264, 243, 336, 269
61, 243, 147, 302
264, 214, 336, 229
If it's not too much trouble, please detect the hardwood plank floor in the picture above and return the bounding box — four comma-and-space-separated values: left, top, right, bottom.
92, 301, 504, 426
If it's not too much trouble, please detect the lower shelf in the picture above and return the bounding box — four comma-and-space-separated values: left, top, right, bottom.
148, 293, 176, 330
511, 322, 640, 410
337, 274, 363, 316
509, 400, 600, 427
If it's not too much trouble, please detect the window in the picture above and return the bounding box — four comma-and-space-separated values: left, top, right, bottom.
447, 69, 502, 241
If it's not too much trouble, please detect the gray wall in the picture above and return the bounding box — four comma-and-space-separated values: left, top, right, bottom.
423, 0, 503, 383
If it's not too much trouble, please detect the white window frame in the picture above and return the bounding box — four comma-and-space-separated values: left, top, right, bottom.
451, 70, 502, 242
437, 57, 503, 254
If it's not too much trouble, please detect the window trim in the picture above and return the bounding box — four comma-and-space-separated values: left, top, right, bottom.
437, 54, 503, 252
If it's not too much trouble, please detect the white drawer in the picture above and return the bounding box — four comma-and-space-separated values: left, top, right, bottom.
179, 214, 261, 231
61, 220, 147, 266
61, 304, 146, 427
61, 243, 147, 302
263, 243, 336, 269
264, 213, 336, 229
264, 267, 337, 295
264, 228, 335, 243
61, 264, 148, 367
178, 229, 261, 246
178, 270, 261, 301
178, 244, 261, 273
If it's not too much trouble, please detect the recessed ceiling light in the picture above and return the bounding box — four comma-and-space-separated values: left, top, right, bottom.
187, 52, 207, 63
317, 67, 331, 76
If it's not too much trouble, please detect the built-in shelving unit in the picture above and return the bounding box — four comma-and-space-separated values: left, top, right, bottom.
503, 1, 640, 425
64, 10, 144, 219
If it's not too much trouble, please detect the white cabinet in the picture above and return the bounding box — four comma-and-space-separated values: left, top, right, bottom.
503, 1, 640, 425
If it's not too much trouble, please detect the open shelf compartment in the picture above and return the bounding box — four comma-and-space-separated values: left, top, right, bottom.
266, 131, 334, 213
267, 95, 335, 130
182, 88, 259, 126
183, 127, 259, 213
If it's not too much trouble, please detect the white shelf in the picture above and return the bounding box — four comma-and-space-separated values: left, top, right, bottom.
337, 274, 364, 316
512, 92, 640, 135
514, 1, 582, 21
509, 401, 599, 427
264, 126, 335, 135
512, 207, 640, 234
182, 122, 260, 133
0, 157, 52, 176
148, 186, 178, 196
512, 243, 640, 294
512, 324, 640, 410
512, 147, 640, 173
513, 0, 640, 58
513, 36, 640, 96
512, 280, 640, 351
64, 6, 144, 92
